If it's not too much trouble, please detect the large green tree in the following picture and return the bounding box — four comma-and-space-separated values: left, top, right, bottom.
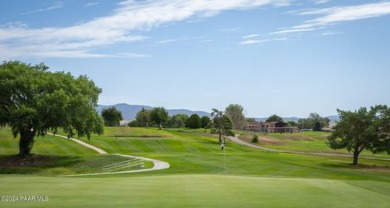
266, 114, 284, 123
101, 107, 123, 126
225, 104, 246, 130
0, 61, 104, 158
185, 114, 201, 129
134, 107, 151, 127
149, 107, 169, 130
211, 109, 234, 143
298, 113, 330, 130
327, 105, 390, 165
201, 116, 211, 128
166, 114, 188, 128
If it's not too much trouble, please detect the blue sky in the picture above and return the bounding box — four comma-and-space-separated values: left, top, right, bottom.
1, 0, 389, 117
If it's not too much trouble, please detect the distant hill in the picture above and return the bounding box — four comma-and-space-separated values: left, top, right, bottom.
97, 103, 210, 121
326, 115, 339, 121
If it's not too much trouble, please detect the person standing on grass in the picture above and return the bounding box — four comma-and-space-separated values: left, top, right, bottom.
221, 141, 225, 150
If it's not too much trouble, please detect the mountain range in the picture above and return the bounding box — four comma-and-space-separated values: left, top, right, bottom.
97, 103, 339, 122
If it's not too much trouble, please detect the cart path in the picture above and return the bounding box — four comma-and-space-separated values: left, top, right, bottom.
50, 133, 170, 176
228, 135, 390, 161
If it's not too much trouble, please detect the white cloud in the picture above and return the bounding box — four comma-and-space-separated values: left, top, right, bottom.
158, 38, 189, 44
242, 34, 260, 39
273, 27, 321, 34
0, 0, 292, 59
84, 2, 100, 7
240, 39, 267, 45
318, 31, 342, 36
308, 2, 390, 24
22, 1, 65, 15
159, 39, 180, 44
277, 2, 390, 34
115, 52, 151, 58
312, 0, 330, 5
240, 36, 287, 45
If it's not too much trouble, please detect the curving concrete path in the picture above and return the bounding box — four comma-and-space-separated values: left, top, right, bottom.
51, 134, 108, 154
49, 133, 170, 176
228, 135, 390, 161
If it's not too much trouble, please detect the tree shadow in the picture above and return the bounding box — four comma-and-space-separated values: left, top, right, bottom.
320, 162, 390, 171
0, 154, 84, 174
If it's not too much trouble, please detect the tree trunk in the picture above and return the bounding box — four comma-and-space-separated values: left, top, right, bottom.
218, 126, 222, 143
19, 129, 35, 158
352, 150, 360, 165
352, 145, 365, 165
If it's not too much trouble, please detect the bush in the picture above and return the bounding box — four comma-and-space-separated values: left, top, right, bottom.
251, 135, 259, 143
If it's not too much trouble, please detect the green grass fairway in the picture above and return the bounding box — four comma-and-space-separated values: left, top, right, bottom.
75, 128, 390, 181
1, 175, 389, 208
1, 127, 390, 207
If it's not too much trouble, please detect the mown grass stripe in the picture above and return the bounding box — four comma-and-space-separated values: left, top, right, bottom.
0, 175, 389, 208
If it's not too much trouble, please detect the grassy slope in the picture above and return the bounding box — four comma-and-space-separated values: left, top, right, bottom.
69, 127, 390, 181
0, 128, 152, 175
239, 130, 390, 157
0, 128, 96, 155
1, 127, 390, 207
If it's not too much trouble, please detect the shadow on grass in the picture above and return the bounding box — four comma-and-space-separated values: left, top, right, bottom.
113, 135, 165, 138
0, 154, 84, 174
0, 154, 155, 175
321, 162, 390, 171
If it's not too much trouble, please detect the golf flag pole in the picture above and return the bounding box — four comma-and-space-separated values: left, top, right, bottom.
221, 140, 226, 174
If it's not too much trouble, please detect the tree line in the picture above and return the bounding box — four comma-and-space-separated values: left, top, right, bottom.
102, 103, 333, 132
1, 61, 389, 165
122, 107, 211, 129
109, 104, 245, 130
101, 106, 234, 144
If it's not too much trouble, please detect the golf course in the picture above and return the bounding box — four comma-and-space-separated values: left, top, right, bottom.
1, 0, 390, 207
1, 127, 389, 207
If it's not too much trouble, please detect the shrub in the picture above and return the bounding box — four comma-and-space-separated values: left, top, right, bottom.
251, 135, 259, 143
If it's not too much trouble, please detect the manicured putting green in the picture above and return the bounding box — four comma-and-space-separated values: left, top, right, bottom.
0, 175, 389, 208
